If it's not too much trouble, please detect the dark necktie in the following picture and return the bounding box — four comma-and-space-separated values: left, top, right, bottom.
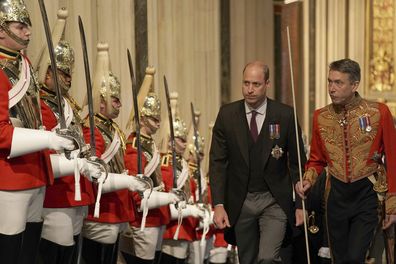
250, 110, 258, 142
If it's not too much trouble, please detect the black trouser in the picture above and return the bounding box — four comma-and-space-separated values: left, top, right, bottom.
81, 236, 119, 264
38, 238, 75, 264
0, 232, 23, 264
19, 222, 44, 264
327, 177, 378, 264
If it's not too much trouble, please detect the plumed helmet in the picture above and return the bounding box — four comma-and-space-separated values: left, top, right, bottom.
126, 66, 157, 130
0, 0, 31, 27
91, 42, 121, 113
35, 8, 70, 84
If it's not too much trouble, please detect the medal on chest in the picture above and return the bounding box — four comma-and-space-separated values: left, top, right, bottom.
269, 123, 280, 139
358, 114, 372, 132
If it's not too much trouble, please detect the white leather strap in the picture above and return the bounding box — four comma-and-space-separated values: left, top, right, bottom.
144, 143, 160, 177
53, 98, 74, 130
8, 56, 31, 109
177, 160, 189, 190
101, 132, 121, 164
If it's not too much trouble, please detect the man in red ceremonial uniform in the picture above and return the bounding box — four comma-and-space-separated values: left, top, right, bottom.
81, 43, 148, 264
296, 58, 396, 263
0, 1, 76, 263
36, 8, 98, 263
121, 69, 179, 264
161, 117, 204, 264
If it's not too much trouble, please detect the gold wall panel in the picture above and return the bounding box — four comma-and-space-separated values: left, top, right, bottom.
366, 0, 396, 110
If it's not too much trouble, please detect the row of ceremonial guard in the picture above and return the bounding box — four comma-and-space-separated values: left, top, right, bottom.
0, 2, 230, 264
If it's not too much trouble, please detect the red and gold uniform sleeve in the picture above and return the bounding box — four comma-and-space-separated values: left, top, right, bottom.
303, 110, 329, 186
376, 104, 396, 215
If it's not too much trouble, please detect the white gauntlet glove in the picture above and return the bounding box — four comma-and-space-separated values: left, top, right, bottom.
101, 173, 149, 194
9, 128, 75, 158
140, 190, 180, 211
50, 154, 101, 180
170, 203, 205, 219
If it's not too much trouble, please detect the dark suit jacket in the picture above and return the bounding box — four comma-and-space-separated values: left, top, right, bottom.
209, 98, 306, 243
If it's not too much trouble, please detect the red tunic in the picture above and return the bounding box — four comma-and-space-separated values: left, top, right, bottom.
124, 133, 171, 227
83, 126, 135, 223
0, 55, 53, 190
40, 98, 95, 208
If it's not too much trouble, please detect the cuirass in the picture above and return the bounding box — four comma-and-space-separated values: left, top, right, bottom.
140, 135, 162, 187
41, 89, 86, 149
95, 115, 126, 174
2, 57, 42, 129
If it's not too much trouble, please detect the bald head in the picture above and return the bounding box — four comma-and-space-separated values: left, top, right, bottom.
243, 61, 269, 82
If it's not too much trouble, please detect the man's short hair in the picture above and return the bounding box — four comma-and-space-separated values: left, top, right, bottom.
243, 61, 270, 81
329, 59, 361, 83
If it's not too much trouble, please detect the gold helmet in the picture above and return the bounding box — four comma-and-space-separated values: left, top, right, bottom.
173, 117, 187, 141
141, 92, 161, 120
126, 66, 158, 130
188, 133, 204, 154
0, 0, 31, 46
91, 42, 121, 114
53, 40, 74, 76
0, 0, 31, 26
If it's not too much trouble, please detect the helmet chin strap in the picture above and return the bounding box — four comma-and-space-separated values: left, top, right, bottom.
0, 23, 29, 46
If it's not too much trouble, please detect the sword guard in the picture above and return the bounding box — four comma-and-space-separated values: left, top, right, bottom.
136, 174, 153, 198
56, 128, 81, 159
172, 189, 188, 209
86, 155, 109, 183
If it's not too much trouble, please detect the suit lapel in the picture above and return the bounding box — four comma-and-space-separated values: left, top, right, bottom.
235, 101, 250, 166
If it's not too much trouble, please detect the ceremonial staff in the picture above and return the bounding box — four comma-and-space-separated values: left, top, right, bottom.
286, 26, 311, 263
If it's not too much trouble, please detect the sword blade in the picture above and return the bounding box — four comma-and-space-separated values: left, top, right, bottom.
164, 76, 178, 188
38, 0, 66, 129
190, 102, 202, 202
127, 49, 142, 174
78, 16, 96, 156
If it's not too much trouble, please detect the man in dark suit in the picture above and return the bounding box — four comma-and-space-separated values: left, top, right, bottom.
209, 61, 306, 264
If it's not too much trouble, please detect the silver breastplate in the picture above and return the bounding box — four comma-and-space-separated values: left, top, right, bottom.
3, 58, 43, 129
97, 123, 125, 174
